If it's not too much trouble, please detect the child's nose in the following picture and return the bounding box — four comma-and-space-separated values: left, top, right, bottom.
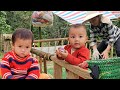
75, 37, 79, 41
21, 48, 25, 52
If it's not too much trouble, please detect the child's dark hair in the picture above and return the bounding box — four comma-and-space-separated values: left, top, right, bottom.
69, 24, 86, 29
12, 28, 34, 45
69, 24, 87, 34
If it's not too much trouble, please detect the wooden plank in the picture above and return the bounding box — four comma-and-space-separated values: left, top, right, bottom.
34, 46, 65, 54
43, 58, 47, 73
34, 38, 68, 43
39, 57, 43, 73
51, 55, 92, 79
54, 62, 62, 79
36, 56, 42, 73
66, 70, 79, 79
31, 48, 51, 59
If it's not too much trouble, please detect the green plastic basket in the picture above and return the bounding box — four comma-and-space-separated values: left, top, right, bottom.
87, 57, 120, 79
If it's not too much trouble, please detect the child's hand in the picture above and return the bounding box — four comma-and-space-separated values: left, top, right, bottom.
59, 50, 68, 59
58, 47, 65, 52
56, 49, 62, 58
56, 48, 64, 60
78, 61, 88, 69
55, 47, 68, 60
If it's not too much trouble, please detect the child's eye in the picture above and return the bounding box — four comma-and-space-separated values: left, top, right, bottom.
79, 36, 83, 38
26, 46, 29, 48
19, 46, 21, 47
70, 36, 75, 38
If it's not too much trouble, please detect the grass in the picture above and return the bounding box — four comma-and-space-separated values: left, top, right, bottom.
43, 61, 67, 79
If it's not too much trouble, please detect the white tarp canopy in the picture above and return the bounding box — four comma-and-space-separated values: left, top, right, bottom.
52, 11, 119, 24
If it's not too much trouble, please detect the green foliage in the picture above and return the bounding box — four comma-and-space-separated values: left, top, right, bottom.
5, 11, 70, 40
41, 14, 70, 39
1, 11, 120, 40
112, 20, 120, 27
6, 11, 33, 32
0, 11, 11, 34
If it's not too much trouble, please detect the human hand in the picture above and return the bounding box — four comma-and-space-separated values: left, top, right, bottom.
59, 50, 68, 59
56, 47, 65, 57
56, 47, 68, 60
92, 49, 101, 60
101, 50, 109, 59
56, 49, 63, 59
78, 61, 88, 69
58, 47, 65, 52
57, 47, 68, 59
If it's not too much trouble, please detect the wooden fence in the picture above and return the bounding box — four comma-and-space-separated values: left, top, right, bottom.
31, 38, 69, 74
0, 34, 12, 53
1, 37, 115, 79
31, 38, 114, 79
31, 48, 92, 79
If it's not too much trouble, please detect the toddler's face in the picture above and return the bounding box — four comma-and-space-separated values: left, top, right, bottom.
12, 38, 32, 58
68, 26, 88, 49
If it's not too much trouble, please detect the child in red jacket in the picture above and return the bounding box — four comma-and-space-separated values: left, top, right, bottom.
1, 28, 40, 79
56, 24, 90, 74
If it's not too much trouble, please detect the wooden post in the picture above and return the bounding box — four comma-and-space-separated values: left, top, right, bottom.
48, 42, 50, 53
110, 46, 113, 58
38, 27, 42, 47
39, 57, 43, 73
61, 40, 64, 45
51, 55, 92, 79
36, 56, 42, 73
54, 62, 62, 79
4, 38, 11, 53
31, 48, 51, 74
54, 41, 57, 52
43, 58, 47, 73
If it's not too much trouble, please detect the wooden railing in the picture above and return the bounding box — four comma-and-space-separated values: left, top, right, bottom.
30, 38, 114, 79
0, 34, 12, 53
1, 37, 114, 58
33, 38, 69, 49
1, 37, 115, 79
50, 55, 92, 79
31, 48, 51, 73
31, 48, 92, 79
33, 38, 114, 58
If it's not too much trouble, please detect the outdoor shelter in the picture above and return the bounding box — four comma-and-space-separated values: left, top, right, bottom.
52, 11, 120, 24
31, 11, 120, 43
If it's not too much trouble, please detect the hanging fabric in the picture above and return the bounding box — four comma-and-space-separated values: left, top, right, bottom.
31, 11, 53, 27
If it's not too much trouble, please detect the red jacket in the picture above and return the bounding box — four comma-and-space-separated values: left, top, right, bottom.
64, 45, 90, 79
64, 45, 90, 65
